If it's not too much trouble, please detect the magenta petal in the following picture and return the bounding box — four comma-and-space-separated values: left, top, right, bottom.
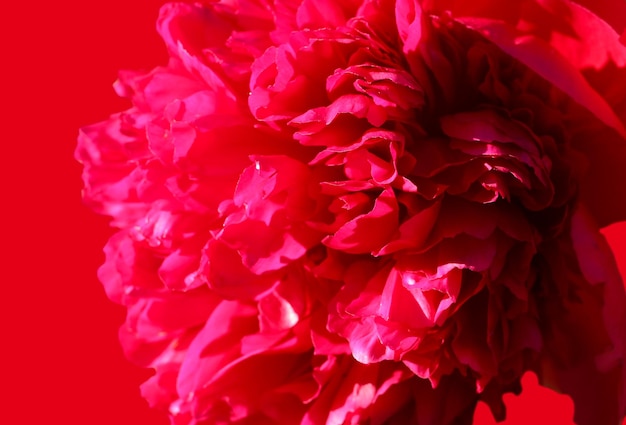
296, 0, 350, 29
377, 200, 441, 255
176, 300, 258, 397
395, 0, 423, 56
323, 188, 398, 254
455, 16, 626, 138
158, 250, 202, 291
570, 206, 626, 417
380, 268, 432, 329
452, 10, 626, 226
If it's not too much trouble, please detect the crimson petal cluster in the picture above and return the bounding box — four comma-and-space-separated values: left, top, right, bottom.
77, 0, 626, 424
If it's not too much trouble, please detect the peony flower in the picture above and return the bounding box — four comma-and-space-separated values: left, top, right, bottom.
77, 0, 626, 423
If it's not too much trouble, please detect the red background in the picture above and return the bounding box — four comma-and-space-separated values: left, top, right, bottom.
2, 0, 625, 424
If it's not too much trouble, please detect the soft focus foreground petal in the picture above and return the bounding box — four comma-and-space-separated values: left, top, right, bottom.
424, 0, 626, 37
543, 0, 626, 228
536, 205, 626, 425
157, 1, 269, 91
99, 231, 163, 304
454, 13, 626, 226
571, 206, 626, 419
76, 114, 152, 223
454, 17, 625, 138
295, 0, 361, 30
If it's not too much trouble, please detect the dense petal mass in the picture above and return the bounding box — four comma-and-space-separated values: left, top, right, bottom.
77, 0, 626, 423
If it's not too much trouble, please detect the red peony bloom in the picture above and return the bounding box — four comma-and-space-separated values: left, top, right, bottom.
77, 0, 626, 423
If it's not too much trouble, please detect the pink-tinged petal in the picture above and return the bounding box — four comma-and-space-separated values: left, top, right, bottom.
328, 262, 397, 363
157, 3, 237, 92
571, 0, 626, 34
395, 0, 456, 107
258, 290, 300, 334
380, 268, 433, 329
216, 156, 323, 275
140, 363, 179, 408
441, 109, 543, 158
76, 117, 157, 224
343, 148, 397, 184
397, 0, 460, 107
268, 0, 299, 43
302, 357, 409, 425
349, 319, 395, 364
250, 30, 361, 124
158, 249, 203, 291
146, 118, 197, 166
441, 110, 556, 209
188, 352, 315, 422
141, 289, 220, 334
547, 1, 626, 72
326, 64, 424, 111
310, 190, 373, 235
115, 68, 205, 113
401, 339, 459, 386
249, 45, 310, 122
295, 0, 351, 30
374, 318, 421, 355
218, 219, 312, 274
377, 199, 441, 255
327, 133, 414, 191
323, 188, 398, 254
396, 234, 497, 281
176, 300, 258, 397
425, 0, 624, 39
172, 297, 316, 422
233, 155, 318, 223
403, 267, 464, 324
570, 205, 626, 415
337, 260, 387, 319
158, 3, 231, 60
421, 0, 526, 23
201, 239, 275, 300
324, 362, 404, 424
98, 231, 164, 305
258, 273, 311, 333
395, 0, 423, 57
310, 311, 352, 356
319, 179, 376, 194
455, 16, 626, 138
549, 4, 626, 227
316, 95, 383, 128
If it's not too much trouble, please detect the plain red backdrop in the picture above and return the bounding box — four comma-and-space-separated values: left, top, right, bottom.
1, 0, 625, 424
